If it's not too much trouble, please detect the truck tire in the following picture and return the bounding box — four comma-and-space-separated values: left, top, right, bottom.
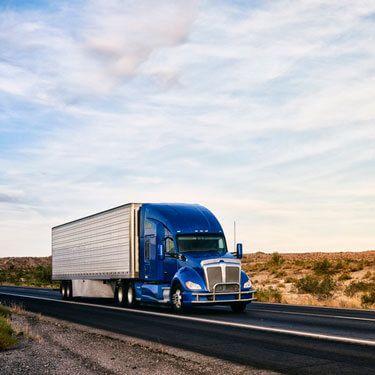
171, 284, 185, 313
125, 282, 138, 308
230, 302, 247, 313
115, 284, 126, 306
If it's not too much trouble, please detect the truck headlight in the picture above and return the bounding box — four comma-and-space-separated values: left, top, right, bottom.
185, 281, 202, 290
244, 280, 252, 289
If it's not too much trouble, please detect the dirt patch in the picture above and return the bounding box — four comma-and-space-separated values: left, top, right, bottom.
0, 312, 277, 375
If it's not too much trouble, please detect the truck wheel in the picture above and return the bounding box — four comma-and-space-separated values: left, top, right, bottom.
171, 284, 184, 313
230, 302, 247, 313
125, 283, 138, 308
115, 285, 126, 306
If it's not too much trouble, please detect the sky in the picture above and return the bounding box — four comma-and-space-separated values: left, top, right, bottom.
0, 0, 374, 257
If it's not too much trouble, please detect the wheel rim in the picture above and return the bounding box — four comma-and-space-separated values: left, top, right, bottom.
173, 289, 182, 309
127, 286, 133, 304
118, 287, 123, 303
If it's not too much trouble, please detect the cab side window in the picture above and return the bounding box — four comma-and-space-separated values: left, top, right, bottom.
165, 237, 175, 255
164, 227, 175, 255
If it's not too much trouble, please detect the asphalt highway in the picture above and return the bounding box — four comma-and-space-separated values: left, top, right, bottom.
1, 286, 374, 374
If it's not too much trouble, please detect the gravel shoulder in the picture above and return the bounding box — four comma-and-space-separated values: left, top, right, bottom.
0, 311, 277, 375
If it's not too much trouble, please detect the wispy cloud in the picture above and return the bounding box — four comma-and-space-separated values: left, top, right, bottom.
0, 0, 374, 256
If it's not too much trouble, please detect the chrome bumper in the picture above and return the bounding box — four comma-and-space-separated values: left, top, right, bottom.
191, 283, 257, 304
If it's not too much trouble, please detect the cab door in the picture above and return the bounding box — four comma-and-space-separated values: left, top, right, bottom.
143, 220, 157, 281
163, 231, 178, 282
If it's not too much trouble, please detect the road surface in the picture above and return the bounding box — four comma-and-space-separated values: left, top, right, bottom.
0, 286, 374, 374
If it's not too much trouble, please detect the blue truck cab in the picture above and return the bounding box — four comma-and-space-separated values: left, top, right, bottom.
134, 203, 256, 312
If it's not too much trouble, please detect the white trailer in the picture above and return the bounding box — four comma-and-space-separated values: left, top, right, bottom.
52, 203, 141, 299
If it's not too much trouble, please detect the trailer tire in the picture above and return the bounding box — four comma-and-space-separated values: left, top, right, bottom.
115, 284, 126, 306
66, 281, 72, 300
230, 302, 247, 313
171, 283, 185, 313
125, 283, 138, 308
61, 282, 67, 300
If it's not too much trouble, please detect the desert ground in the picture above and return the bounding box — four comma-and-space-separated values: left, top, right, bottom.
242, 251, 375, 308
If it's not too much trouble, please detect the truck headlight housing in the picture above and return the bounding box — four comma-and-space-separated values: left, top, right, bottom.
185, 281, 202, 290
244, 280, 252, 289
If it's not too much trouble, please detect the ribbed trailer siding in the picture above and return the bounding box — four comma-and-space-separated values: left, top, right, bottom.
52, 203, 141, 280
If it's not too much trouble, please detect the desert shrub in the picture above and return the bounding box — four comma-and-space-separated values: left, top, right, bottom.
294, 260, 307, 267
0, 264, 55, 287
268, 252, 284, 267
345, 281, 375, 297
317, 276, 337, 299
0, 316, 17, 350
349, 262, 364, 272
338, 273, 352, 281
313, 259, 334, 276
275, 271, 287, 278
296, 275, 319, 293
296, 275, 336, 299
334, 260, 345, 272
34, 265, 52, 284
285, 276, 298, 284
361, 291, 375, 307
256, 287, 283, 303
0, 305, 11, 318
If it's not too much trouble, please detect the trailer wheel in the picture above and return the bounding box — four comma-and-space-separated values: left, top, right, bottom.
171, 284, 185, 313
61, 282, 67, 300
115, 285, 126, 306
66, 281, 73, 300
125, 283, 138, 308
230, 302, 247, 313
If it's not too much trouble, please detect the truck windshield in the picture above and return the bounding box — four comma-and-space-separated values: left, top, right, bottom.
177, 235, 227, 254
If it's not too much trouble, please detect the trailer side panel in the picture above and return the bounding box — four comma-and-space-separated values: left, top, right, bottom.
52, 203, 140, 280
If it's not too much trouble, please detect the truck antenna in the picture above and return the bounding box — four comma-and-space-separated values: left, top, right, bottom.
233, 220, 236, 252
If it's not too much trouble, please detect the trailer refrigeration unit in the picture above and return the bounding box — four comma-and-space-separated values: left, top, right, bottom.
52, 203, 256, 312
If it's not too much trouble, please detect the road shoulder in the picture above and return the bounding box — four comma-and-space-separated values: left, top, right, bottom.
0, 309, 277, 375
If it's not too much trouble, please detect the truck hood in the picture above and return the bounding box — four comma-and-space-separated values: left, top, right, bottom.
179, 251, 239, 270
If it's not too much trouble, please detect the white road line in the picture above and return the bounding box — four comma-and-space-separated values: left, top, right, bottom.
251, 308, 375, 322
1, 291, 375, 347
253, 301, 375, 313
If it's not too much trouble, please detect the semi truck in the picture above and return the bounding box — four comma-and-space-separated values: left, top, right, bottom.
52, 203, 256, 312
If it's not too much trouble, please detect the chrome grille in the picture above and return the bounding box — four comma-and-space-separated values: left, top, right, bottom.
205, 264, 240, 291
226, 266, 239, 283
206, 266, 222, 291
215, 284, 239, 292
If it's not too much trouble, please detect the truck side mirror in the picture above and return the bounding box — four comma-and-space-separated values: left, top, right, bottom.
236, 243, 243, 259
157, 244, 165, 260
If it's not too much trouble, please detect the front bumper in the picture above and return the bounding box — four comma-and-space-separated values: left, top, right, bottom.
186, 283, 257, 304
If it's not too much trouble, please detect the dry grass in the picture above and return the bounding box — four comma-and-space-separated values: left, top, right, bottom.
0, 304, 17, 350
9, 304, 42, 342
244, 250, 375, 309
10, 303, 43, 322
